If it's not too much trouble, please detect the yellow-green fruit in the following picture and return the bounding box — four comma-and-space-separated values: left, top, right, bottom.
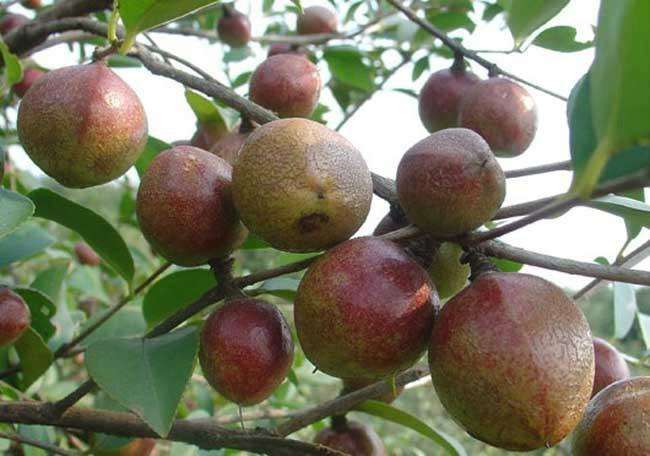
232, 118, 372, 252
429, 243, 470, 299
17, 62, 148, 188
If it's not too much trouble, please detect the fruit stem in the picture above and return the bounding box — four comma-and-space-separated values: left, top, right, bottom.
222, 3, 234, 17
390, 375, 398, 398
451, 51, 465, 73
239, 116, 255, 134
462, 249, 498, 281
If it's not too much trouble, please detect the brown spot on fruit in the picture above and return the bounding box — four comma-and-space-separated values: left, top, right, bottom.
0, 288, 31, 348
314, 420, 386, 456
592, 337, 630, 397
297, 6, 338, 35
298, 212, 329, 233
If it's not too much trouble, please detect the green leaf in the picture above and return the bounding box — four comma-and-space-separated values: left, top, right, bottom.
0, 38, 23, 86
14, 327, 53, 389
324, 46, 375, 92
613, 282, 637, 339
290, 0, 302, 13
30, 261, 69, 302
29, 189, 134, 284
355, 400, 467, 456
184, 90, 230, 131
241, 233, 271, 250
142, 269, 216, 327
586, 195, 650, 229
426, 11, 475, 33
0, 223, 54, 268
505, 0, 570, 46
532, 26, 593, 52
13, 288, 57, 342
135, 136, 171, 177
86, 327, 199, 436
638, 312, 650, 349
80, 307, 147, 348
231, 71, 252, 89
0, 189, 34, 239
256, 277, 300, 301
491, 257, 523, 272
411, 56, 429, 81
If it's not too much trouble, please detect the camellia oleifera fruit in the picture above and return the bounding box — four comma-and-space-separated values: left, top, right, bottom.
396, 128, 505, 237
458, 77, 537, 157
297, 5, 338, 35
217, 5, 251, 48
314, 419, 386, 456
0, 288, 31, 348
592, 337, 630, 397
12, 67, 45, 98
190, 120, 229, 151
573, 376, 650, 455
75, 242, 101, 267
17, 62, 148, 188
295, 237, 437, 380
233, 118, 372, 252
199, 298, 294, 405
136, 146, 246, 266
249, 54, 321, 118
429, 272, 594, 451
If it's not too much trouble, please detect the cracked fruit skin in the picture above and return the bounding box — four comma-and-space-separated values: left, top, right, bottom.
233, 118, 372, 252
418, 68, 480, 133
0, 288, 31, 348
249, 54, 321, 118
17, 62, 148, 188
314, 421, 386, 456
573, 376, 650, 456
458, 77, 537, 157
209, 130, 248, 165
199, 298, 294, 406
217, 8, 251, 48
136, 146, 246, 267
592, 337, 630, 398
12, 67, 45, 98
75, 242, 101, 266
396, 128, 505, 237
297, 5, 338, 35
295, 237, 437, 380
429, 272, 594, 451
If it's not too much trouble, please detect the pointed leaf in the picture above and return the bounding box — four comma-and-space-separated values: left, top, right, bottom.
13, 289, 56, 342
14, 327, 53, 389
185, 90, 230, 131
0, 189, 34, 239
505, 0, 569, 46
0, 38, 23, 86
613, 282, 637, 339
30, 261, 69, 302
0, 223, 54, 268
532, 26, 593, 52
587, 195, 650, 229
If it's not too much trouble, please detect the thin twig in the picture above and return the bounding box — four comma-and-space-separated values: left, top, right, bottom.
0, 431, 77, 456
504, 160, 572, 179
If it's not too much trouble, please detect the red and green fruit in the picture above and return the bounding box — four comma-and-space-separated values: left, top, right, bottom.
0, 288, 31, 348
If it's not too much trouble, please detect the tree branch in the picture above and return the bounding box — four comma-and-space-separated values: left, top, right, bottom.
504, 160, 572, 179
0, 431, 77, 456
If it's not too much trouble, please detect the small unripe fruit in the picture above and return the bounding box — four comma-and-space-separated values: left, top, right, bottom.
418, 67, 480, 133
396, 128, 505, 237
0, 14, 28, 36
74, 242, 101, 266
17, 62, 148, 188
297, 6, 338, 35
199, 298, 294, 405
314, 420, 386, 456
209, 130, 248, 165
0, 288, 31, 348
217, 6, 251, 48
21, 0, 41, 9
592, 337, 630, 397
249, 54, 321, 118
429, 272, 594, 451
573, 376, 650, 456
233, 118, 372, 252
12, 67, 45, 98
458, 77, 537, 157
136, 146, 246, 266
295, 237, 436, 380
267, 43, 307, 57
190, 121, 229, 151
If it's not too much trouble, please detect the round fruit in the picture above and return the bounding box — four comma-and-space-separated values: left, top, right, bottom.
592, 337, 630, 397
12, 67, 45, 98
396, 128, 505, 237
217, 6, 251, 48
233, 118, 372, 252
17, 62, 148, 188
297, 6, 338, 35
314, 420, 386, 456
428, 242, 469, 299
95, 438, 156, 456
429, 272, 594, 451
249, 54, 321, 118
199, 298, 294, 405
372, 212, 405, 236
75, 242, 101, 266
0, 14, 28, 36
190, 121, 229, 151
0, 288, 31, 348
295, 237, 437, 379
209, 130, 248, 165
573, 376, 650, 456
418, 67, 480, 133
458, 77, 537, 157
267, 42, 307, 57
342, 377, 404, 404
136, 146, 246, 266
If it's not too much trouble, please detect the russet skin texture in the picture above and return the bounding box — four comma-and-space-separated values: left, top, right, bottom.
12, 68, 45, 98
136, 146, 246, 267
0, 288, 31, 348
592, 337, 630, 397
459, 77, 538, 157
314, 421, 386, 456
429, 272, 595, 451
209, 130, 248, 165
0, 14, 28, 35
249, 55, 321, 118
396, 128, 505, 237
199, 298, 294, 406
233, 118, 372, 253
217, 8, 251, 48
418, 68, 480, 133
297, 6, 338, 35
295, 237, 437, 380
17, 62, 148, 188
573, 376, 650, 456
74, 242, 101, 266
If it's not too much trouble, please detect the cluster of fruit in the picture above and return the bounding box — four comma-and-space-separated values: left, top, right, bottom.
2, 4, 648, 455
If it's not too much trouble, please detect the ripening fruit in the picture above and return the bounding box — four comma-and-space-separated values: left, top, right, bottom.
217, 6, 251, 48
0, 288, 31, 348
592, 337, 630, 397
249, 54, 321, 118
233, 118, 372, 252
0, 14, 28, 35
418, 67, 480, 133
429, 272, 594, 451
136, 146, 246, 266
297, 6, 338, 35
396, 128, 505, 237
17, 62, 148, 188
190, 121, 229, 151
21, 0, 41, 9
458, 77, 537, 157
95, 438, 156, 456
314, 420, 386, 456
12, 67, 45, 98
295, 237, 436, 380
209, 130, 248, 165
199, 298, 294, 405
342, 377, 404, 404
573, 376, 650, 456
75, 242, 101, 267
